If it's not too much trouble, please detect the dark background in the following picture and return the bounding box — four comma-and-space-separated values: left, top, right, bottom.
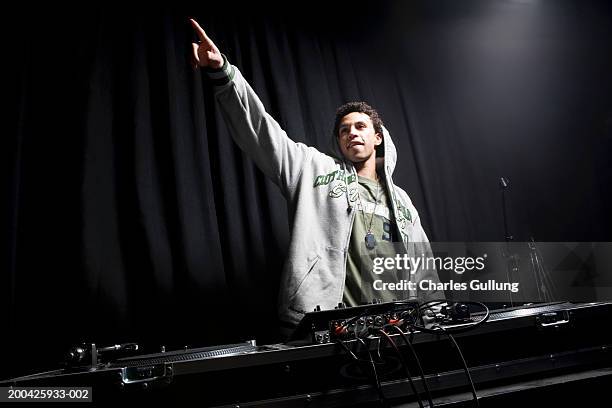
4, 0, 612, 379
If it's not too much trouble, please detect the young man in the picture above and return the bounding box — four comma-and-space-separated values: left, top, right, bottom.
190, 19, 442, 330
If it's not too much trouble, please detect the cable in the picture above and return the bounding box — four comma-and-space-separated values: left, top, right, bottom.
336, 338, 387, 406
398, 323, 479, 407
336, 338, 391, 367
376, 335, 384, 363
335, 339, 361, 362
418, 300, 448, 311
440, 329, 479, 408
388, 325, 435, 408
407, 300, 488, 406
379, 330, 426, 408
357, 337, 388, 407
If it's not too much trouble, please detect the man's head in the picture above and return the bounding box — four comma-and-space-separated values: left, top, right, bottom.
333, 102, 384, 164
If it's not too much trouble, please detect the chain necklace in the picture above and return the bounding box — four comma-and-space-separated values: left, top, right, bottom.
357, 175, 382, 250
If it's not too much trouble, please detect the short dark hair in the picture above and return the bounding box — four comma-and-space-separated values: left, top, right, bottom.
333, 101, 384, 137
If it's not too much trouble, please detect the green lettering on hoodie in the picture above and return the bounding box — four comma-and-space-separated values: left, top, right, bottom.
395, 200, 412, 223
313, 170, 356, 188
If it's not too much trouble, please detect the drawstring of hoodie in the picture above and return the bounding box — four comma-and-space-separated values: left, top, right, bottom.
342, 160, 353, 211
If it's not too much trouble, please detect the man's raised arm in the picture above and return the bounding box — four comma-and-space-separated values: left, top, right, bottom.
189, 19, 317, 195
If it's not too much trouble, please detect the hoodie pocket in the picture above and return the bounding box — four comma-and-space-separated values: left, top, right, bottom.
288, 253, 321, 303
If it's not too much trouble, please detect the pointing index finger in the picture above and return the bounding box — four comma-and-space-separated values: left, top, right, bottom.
190, 19, 212, 45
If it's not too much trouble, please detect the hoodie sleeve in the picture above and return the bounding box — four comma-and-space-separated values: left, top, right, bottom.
205, 56, 314, 194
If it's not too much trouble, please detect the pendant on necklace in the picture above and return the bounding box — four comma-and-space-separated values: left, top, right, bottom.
365, 232, 377, 249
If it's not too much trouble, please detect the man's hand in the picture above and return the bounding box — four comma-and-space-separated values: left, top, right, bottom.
190, 19, 224, 70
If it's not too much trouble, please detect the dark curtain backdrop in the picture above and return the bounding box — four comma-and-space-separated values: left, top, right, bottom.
4, 1, 612, 378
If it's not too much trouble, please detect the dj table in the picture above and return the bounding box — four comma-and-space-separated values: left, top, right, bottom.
2, 302, 612, 407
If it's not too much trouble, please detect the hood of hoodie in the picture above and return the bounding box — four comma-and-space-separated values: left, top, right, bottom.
329, 125, 398, 176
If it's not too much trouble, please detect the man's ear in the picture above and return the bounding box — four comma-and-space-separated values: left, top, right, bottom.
374, 132, 383, 146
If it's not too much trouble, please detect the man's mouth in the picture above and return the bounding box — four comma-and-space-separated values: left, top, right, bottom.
347, 141, 364, 149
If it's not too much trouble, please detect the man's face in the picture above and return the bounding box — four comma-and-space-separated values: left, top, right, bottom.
337, 112, 382, 163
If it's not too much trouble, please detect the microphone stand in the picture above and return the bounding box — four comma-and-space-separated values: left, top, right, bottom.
500, 177, 517, 307
500, 177, 512, 242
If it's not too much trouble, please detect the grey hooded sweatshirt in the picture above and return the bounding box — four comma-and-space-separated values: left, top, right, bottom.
206, 57, 442, 327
